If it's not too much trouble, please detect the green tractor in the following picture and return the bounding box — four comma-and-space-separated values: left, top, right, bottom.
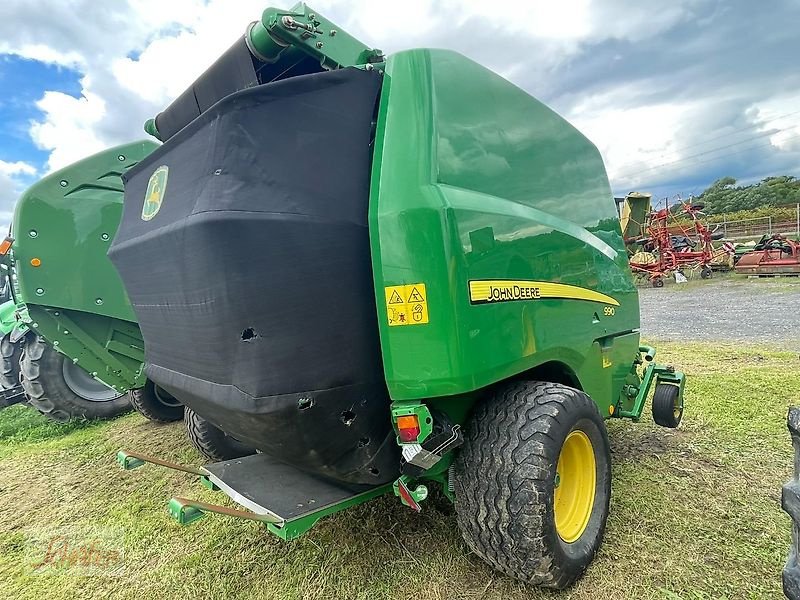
109, 3, 685, 588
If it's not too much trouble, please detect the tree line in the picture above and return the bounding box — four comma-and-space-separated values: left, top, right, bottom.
692, 175, 800, 214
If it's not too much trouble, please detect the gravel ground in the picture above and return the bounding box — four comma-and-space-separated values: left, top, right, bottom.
639, 276, 800, 350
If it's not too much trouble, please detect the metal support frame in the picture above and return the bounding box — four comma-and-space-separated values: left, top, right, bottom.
249, 3, 384, 71
29, 307, 145, 393
117, 449, 392, 540
615, 345, 685, 421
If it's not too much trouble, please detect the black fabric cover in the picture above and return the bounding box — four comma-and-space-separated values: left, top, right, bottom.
153, 36, 326, 142
110, 68, 398, 485
154, 37, 260, 142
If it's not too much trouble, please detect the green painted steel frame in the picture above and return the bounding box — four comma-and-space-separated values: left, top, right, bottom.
251, 2, 383, 70
117, 449, 392, 540
615, 345, 685, 421
390, 401, 434, 445
28, 306, 145, 392
0, 299, 17, 337
266, 484, 392, 540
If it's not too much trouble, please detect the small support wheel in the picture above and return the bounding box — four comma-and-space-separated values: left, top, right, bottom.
652, 383, 683, 428
652, 277, 665, 288
453, 381, 611, 589
700, 267, 712, 279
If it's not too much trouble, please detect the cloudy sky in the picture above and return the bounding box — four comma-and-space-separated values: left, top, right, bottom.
0, 0, 799, 227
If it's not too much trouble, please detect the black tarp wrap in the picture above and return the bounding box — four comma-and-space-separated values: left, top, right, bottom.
153, 37, 260, 142
152, 36, 325, 142
110, 68, 399, 485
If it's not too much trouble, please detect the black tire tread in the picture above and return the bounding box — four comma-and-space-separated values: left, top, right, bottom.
129, 381, 183, 423
19, 335, 130, 422
453, 381, 610, 589
652, 383, 682, 428
0, 332, 22, 390
184, 407, 254, 462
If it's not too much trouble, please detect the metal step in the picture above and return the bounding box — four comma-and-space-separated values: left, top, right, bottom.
0, 384, 26, 408
117, 449, 392, 539
197, 453, 391, 539
204, 454, 373, 521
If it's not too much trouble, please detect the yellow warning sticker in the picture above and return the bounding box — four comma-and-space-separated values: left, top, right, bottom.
385, 283, 429, 326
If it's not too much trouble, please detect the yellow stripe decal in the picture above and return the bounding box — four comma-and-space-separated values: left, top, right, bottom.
468, 280, 620, 307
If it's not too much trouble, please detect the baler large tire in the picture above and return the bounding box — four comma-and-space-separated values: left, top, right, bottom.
129, 381, 184, 423
184, 407, 255, 462
453, 381, 611, 589
19, 335, 130, 423
0, 332, 22, 391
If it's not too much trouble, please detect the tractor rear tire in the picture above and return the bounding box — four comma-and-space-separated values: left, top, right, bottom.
184, 407, 255, 462
129, 380, 184, 423
0, 332, 22, 391
652, 383, 683, 428
453, 381, 611, 589
19, 335, 130, 422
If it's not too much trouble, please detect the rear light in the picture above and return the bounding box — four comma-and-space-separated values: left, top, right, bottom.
0, 237, 13, 256
396, 414, 421, 443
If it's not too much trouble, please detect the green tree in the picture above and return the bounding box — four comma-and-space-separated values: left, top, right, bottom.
696, 175, 800, 214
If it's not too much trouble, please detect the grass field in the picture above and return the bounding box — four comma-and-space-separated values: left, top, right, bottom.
0, 342, 796, 599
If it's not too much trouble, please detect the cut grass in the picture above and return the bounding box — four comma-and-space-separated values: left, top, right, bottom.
0, 341, 796, 599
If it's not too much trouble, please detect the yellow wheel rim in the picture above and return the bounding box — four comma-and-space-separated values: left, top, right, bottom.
553, 430, 596, 543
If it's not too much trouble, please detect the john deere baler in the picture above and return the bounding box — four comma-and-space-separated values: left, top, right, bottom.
113, 3, 686, 589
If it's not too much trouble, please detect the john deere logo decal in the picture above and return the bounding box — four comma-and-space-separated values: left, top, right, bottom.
141, 165, 168, 221
468, 280, 620, 306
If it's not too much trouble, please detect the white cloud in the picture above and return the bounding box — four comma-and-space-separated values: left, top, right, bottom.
0, 159, 37, 229
0, 0, 797, 200
751, 92, 800, 153
0, 160, 36, 177
29, 87, 107, 171
568, 86, 694, 189
5, 0, 699, 174
113, 1, 267, 106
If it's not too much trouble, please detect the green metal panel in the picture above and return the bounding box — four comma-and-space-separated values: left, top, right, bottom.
11, 140, 157, 319
26, 305, 145, 392
8, 141, 157, 391
250, 2, 383, 70
619, 192, 652, 242
369, 49, 640, 415
0, 300, 16, 336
